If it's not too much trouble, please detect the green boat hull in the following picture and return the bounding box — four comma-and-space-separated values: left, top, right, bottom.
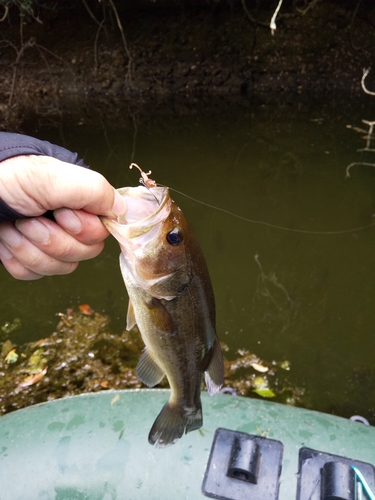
0, 389, 374, 499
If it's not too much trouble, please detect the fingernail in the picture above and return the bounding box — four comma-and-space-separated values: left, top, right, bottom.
54, 208, 82, 233
16, 219, 50, 244
111, 191, 127, 217
0, 225, 23, 248
0, 242, 13, 260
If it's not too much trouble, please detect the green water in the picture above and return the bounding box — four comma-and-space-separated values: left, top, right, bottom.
1, 99, 375, 422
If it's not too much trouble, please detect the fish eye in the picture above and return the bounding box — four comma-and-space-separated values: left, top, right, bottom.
166, 228, 183, 246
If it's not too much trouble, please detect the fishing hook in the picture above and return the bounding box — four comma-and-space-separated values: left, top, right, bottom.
129, 163, 161, 205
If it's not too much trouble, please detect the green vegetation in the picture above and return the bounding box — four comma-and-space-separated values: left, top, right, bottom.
0, 307, 303, 415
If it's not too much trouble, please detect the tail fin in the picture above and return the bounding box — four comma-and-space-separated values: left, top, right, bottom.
148, 401, 203, 447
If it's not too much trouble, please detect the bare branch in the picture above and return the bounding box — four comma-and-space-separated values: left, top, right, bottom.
94, 20, 105, 77
361, 68, 375, 96
346, 162, 375, 178
296, 0, 321, 16
346, 64, 375, 184
240, 0, 268, 27
0, 3, 8, 22
8, 37, 36, 107
107, 0, 134, 87
81, 0, 102, 28
270, 0, 284, 35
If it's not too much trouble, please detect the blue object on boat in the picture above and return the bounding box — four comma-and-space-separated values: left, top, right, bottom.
352, 466, 375, 500
296, 448, 375, 500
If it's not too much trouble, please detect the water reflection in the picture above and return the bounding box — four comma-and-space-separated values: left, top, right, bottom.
1, 99, 375, 422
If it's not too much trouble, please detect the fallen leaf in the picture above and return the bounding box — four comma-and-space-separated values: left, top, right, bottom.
30, 338, 50, 348
252, 387, 276, 398
250, 362, 269, 373
256, 425, 270, 436
5, 349, 18, 364
79, 304, 94, 316
280, 360, 291, 371
111, 394, 120, 406
27, 349, 48, 374
1, 340, 15, 358
17, 367, 48, 388
56, 313, 72, 327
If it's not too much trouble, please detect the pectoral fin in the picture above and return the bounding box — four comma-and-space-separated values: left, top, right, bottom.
126, 300, 137, 330
136, 349, 165, 387
204, 338, 224, 396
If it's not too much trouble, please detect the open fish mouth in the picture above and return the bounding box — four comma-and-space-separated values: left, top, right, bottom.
101, 185, 172, 247
116, 186, 169, 226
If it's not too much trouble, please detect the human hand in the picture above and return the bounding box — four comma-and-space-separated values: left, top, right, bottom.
0, 155, 126, 280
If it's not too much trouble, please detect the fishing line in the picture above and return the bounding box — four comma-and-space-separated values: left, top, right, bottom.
168, 187, 375, 236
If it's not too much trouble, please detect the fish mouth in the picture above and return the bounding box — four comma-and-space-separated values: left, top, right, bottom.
101, 185, 176, 286
105, 186, 169, 228
102, 186, 171, 241
117, 186, 169, 226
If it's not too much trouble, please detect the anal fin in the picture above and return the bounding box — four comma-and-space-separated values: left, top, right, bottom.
136, 349, 165, 387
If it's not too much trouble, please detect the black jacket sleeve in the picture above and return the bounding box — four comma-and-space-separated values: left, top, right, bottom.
0, 132, 87, 167
0, 132, 88, 222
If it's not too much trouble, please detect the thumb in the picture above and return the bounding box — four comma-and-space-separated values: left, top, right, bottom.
0, 155, 126, 217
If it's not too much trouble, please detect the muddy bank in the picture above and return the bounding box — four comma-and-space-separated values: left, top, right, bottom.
0, 0, 374, 129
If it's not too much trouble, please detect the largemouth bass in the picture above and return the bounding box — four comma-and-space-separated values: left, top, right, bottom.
102, 168, 224, 447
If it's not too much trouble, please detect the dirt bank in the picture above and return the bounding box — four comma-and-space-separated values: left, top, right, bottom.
0, 0, 374, 130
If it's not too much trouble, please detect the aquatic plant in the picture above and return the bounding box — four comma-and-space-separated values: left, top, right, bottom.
0, 306, 303, 415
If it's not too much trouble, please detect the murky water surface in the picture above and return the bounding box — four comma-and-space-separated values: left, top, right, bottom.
1, 99, 375, 421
